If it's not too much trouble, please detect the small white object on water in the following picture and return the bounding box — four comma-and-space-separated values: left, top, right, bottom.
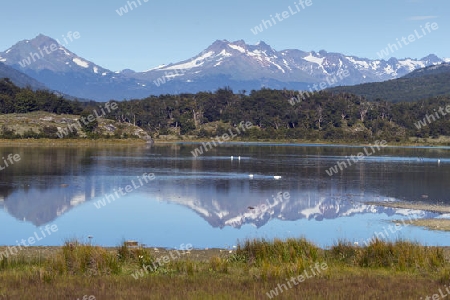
238, 156, 241, 160
249, 174, 254, 178
231, 156, 233, 160
274, 176, 282, 180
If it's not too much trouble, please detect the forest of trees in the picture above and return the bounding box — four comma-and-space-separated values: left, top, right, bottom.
0, 78, 86, 115
104, 87, 450, 142
1, 78, 450, 143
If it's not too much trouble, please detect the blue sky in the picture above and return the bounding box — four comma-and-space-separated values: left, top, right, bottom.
0, 0, 448, 72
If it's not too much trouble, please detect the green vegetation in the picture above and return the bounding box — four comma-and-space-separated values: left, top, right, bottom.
110, 88, 450, 143
2, 77, 450, 144
0, 238, 449, 299
0, 78, 83, 115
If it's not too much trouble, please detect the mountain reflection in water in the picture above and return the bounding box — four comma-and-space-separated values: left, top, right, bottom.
0, 144, 449, 247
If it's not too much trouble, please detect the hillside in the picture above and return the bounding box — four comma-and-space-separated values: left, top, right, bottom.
0, 111, 152, 141
0, 62, 46, 90
0, 78, 152, 141
328, 63, 450, 102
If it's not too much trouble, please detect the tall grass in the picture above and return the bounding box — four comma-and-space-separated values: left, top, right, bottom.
329, 238, 445, 272
1, 237, 449, 299
235, 237, 319, 266
51, 240, 121, 276
234, 237, 324, 279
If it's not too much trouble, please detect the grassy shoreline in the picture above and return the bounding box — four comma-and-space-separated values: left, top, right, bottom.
1, 238, 449, 299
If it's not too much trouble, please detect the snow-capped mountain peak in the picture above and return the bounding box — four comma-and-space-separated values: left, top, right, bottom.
0, 35, 447, 101
0, 34, 108, 75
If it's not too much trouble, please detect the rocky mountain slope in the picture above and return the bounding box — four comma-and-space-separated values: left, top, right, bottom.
1, 35, 448, 101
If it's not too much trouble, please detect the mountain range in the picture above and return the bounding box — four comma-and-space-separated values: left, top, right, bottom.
0, 34, 449, 101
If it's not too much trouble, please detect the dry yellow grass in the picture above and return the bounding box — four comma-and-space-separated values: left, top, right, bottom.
1, 239, 450, 299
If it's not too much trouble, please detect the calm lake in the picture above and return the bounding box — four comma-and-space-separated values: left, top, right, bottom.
1, 143, 449, 249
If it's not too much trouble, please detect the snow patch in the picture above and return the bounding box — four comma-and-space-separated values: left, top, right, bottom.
283, 59, 292, 71
60, 47, 71, 56
102, 72, 107, 76
164, 51, 215, 70
93, 66, 98, 74
218, 49, 233, 58
345, 56, 369, 69
228, 44, 246, 54
398, 59, 425, 71
164, 71, 184, 79
267, 58, 285, 73
72, 57, 89, 68
383, 65, 396, 76
144, 64, 166, 72
0, 57, 6, 62
370, 60, 381, 70
303, 53, 325, 65
247, 49, 264, 61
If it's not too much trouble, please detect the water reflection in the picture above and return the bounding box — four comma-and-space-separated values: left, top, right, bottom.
0, 144, 449, 246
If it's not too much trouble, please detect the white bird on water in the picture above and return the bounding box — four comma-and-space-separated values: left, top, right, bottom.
273, 176, 282, 180
231, 156, 233, 160
249, 174, 254, 179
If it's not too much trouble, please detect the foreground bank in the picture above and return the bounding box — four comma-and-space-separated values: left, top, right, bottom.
0, 238, 449, 299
